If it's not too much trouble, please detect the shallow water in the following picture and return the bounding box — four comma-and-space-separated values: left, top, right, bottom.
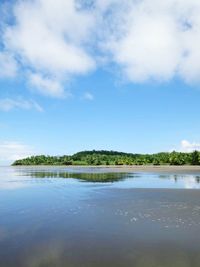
1, 166, 200, 267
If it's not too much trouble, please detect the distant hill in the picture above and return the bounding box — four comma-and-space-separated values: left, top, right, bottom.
12, 149, 200, 166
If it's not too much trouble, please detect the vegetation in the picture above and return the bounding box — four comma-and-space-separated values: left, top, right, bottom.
26, 171, 130, 182
12, 150, 200, 166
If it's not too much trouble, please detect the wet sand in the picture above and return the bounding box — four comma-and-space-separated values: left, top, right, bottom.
1, 187, 200, 267
1, 167, 200, 266
13, 165, 200, 174
80, 165, 200, 173
111, 165, 200, 173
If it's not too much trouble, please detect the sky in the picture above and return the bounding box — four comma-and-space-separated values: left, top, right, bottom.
1, 0, 200, 164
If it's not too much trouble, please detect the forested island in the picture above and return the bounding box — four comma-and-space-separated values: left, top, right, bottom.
12, 150, 200, 166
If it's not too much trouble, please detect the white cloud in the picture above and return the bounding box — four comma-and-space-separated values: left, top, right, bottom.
83, 92, 94, 101
0, 52, 17, 78
0, 181, 29, 190
29, 73, 65, 98
2, 0, 96, 97
0, 141, 35, 164
180, 140, 200, 152
0, 97, 43, 112
182, 175, 200, 189
2, 0, 200, 95
101, 0, 200, 83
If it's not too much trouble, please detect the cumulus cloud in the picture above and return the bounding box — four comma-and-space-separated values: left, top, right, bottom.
0, 98, 43, 112
0, 141, 35, 164
180, 140, 200, 152
2, 0, 96, 97
102, 0, 200, 83
2, 0, 200, 96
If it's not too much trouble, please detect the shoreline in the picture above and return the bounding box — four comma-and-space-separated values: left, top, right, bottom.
9, 165, 200, 174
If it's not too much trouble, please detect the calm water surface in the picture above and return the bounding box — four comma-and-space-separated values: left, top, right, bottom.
1, 166, 200, 267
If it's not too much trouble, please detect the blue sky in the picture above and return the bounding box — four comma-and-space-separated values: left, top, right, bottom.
1, 0, 200, 164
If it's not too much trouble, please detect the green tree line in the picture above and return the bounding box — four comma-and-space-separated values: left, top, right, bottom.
12, 150, 200, 166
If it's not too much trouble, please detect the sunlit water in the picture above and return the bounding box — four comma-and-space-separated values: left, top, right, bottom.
1, 166, 200, 267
